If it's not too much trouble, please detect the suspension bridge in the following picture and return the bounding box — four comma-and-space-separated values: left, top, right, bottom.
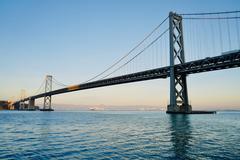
13, 11, 240, 113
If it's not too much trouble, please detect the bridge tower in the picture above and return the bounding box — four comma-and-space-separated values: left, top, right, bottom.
167, 12, 192, 113
42, 75, 54, 111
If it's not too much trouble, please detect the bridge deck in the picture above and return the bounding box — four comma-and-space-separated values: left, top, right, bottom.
17, 51, 240, 103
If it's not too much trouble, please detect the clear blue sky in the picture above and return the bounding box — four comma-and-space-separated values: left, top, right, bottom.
0, 0, 239, 110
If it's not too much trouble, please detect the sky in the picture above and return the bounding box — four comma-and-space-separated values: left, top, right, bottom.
0, 0, 240, 110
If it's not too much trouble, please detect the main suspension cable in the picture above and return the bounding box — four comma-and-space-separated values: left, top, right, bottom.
180, 10, 240, 16
100, 28, 169, 80
52, 77, 67, 87
183, 16, 240, 20
33, 78, 45, 95
84, 16, 169, 83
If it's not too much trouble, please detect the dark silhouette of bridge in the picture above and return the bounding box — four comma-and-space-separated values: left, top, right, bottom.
13, 11, 240, 113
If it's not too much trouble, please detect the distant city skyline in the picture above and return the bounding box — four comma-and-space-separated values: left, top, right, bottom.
0, 0, 240, 110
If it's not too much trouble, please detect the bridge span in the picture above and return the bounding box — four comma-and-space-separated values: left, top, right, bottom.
13, 11, 240, 113
15, 51, 240, 111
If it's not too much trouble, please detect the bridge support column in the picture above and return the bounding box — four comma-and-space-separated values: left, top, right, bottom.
19, 101, 25, 110
167, 12, 192, 114
28, 98, 35, 110
42, 75, 54, 111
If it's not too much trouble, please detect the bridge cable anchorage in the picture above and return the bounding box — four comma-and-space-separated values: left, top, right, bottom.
83, 16, 169, 83
100, 28, 169, 80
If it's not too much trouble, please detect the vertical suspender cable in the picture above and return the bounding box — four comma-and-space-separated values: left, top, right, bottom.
218, 15, 224, 52
197, 20, 202, 59
210, 19, 216, 56
156, 35, 158, 67
164, 33, 167, 66
195, 20, 198, 60
152, 41, 155, 69
236, 12, 240, 49
226, 17, 232, 50
189, 20, 193, 61
202, 15, 207, 58
195, 20, 199, 59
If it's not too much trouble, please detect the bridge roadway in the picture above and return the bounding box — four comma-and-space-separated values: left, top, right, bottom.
18, 51, 240, 103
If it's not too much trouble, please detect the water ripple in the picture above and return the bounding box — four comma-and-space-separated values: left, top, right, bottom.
0, 111, 239, 159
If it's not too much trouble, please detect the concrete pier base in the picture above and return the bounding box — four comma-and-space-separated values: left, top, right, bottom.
167, 105, 216, 114
40, 108, 54, 111
167, 104, 192, 114
166, 111, 216, 114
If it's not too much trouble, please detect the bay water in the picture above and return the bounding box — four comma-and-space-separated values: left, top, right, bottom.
0, 110, 239, 159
